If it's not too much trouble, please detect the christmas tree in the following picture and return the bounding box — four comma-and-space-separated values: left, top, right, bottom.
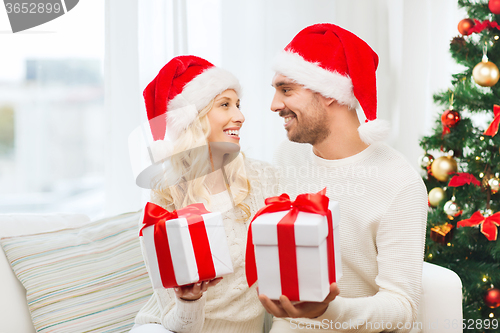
420, 0, 500, 331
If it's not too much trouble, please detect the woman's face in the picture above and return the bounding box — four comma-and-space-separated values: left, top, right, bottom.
207, 89, 244, 145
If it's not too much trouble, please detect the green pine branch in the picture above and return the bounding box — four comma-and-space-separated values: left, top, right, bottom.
421, 0, 500, 328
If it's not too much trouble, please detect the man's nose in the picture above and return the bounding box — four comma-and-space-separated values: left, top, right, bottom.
270, 92, 284, 113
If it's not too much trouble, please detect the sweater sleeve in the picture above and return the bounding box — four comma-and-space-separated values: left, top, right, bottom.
157, 289, 206, 333
315, 179, 428, 333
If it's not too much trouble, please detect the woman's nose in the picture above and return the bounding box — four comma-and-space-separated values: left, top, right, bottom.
232, 107, 245, 124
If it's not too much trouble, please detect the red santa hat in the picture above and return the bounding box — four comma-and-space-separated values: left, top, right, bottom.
273, 23, 389, 144
144, 55, 241, 141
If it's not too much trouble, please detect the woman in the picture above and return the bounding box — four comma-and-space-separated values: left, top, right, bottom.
130, 55, 278, 333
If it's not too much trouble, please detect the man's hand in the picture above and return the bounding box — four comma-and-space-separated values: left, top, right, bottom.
258, 283, 339, 319
174, 277, 223, 301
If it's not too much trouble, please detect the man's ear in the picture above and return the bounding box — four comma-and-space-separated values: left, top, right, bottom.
325, 97, 336, 107
319, 94, 336, 107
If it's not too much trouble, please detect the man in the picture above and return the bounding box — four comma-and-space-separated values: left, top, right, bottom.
260, 23, 427, 333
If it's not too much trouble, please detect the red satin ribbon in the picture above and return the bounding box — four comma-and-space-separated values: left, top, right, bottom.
484, 105, 500, 137
467, 19, 500, 35
141, 202, 216, 287
458, 211, 500, 241
245, 189, 337, 301
448, 172, 481, 187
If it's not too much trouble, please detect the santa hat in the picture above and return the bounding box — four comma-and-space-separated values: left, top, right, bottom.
273, 23, 389, 144
144, 55, 241, 141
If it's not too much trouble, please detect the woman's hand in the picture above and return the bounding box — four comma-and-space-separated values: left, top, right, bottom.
174, 277, 223, 301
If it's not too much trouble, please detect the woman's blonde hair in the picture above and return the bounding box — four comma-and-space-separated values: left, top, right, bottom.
151, 95, 251, 221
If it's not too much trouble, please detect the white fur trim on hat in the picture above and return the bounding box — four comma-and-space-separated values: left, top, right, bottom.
165, 102, 198, 140
273, 51, 358, 110
358, 119, 390, 145
166, 66, 242, 132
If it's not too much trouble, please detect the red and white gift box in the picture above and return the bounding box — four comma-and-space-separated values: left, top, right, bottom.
246, 189, 342, 302
140, 202, 233, 288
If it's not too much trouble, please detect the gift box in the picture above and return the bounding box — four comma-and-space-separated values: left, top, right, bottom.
245, 189, 342, 302
430, 223, 454, 244
140, 202, 233, 288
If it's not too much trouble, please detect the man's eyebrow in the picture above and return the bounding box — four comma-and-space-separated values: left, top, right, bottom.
272, 81, 294, 88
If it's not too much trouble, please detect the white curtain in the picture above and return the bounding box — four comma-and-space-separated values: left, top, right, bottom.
105, 0, 464, 215
105, 0, 142, 216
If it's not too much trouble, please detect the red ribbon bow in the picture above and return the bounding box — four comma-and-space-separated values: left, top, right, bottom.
140, 202, 216, 287
245, 189, 337, 301
467, 19, 500, 35
448, 172, 481, 187
484, 105, 500, 137
457, 211, 500, 241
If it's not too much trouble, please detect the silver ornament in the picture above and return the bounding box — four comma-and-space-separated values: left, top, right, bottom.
444, 199, 462, 219
488, 177, 500, 194
419, 154, 434, 169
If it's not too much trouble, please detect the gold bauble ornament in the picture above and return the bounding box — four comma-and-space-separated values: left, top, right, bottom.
430, 156, 458, 182
429, 187, 446, 207
473, 59, 500, 87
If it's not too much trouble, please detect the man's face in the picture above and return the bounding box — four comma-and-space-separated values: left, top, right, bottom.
271, 74, 330, 145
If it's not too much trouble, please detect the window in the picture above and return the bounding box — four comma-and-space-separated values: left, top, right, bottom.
0, 0, 105, 219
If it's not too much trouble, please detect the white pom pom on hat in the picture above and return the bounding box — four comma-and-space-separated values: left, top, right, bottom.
273, 23, 390, 144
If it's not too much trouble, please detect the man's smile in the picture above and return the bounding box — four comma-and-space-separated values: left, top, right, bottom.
279, 110, 296, 129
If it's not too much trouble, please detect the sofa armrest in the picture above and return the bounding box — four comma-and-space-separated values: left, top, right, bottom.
0, 246, 36, 333
412, 262, 463, 333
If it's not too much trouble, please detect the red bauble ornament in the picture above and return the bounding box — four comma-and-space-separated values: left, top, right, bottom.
441, 110, 461, 127
489, 0, 500, 15
458, 18, 475, 35
484, 288, 500, 308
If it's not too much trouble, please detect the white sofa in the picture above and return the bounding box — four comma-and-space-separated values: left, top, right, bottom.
0, 213, 463, 333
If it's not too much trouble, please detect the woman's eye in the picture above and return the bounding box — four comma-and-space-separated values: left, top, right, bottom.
221, 103, 228, 107
236, 104, 240, 109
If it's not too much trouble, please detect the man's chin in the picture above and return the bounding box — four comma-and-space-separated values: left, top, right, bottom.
286, 127, 308, 144
287, 133, 305, 144
287, 132, 317, 145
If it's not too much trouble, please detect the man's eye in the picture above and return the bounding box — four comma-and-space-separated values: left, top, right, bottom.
282, 88, 290, 93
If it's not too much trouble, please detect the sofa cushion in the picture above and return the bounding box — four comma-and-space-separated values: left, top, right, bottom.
0, 213, 94, 333
0, 211, 152, 333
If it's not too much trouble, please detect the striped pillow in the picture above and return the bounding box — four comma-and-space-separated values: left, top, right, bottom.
0, 211, 152, 333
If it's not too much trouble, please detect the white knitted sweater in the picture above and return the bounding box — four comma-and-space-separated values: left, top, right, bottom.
134, 158, 279, 333
271, 140, 427, 333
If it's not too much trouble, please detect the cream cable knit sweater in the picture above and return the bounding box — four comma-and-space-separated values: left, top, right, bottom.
134, 158, 279, 333
271, 140, 428, 333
